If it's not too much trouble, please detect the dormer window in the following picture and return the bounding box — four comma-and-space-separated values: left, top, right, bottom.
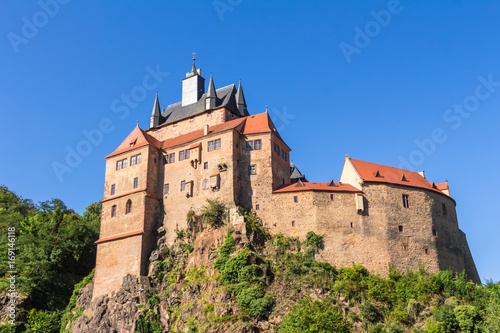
375, 170, 383, 178
401, 174, 408, 182
129, 139, 136, 148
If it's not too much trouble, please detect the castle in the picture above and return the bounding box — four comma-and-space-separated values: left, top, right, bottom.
93, 59, 479, 299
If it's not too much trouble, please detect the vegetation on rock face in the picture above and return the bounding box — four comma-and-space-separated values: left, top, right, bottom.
0, 185, 100, 332
200, 199, 226, 228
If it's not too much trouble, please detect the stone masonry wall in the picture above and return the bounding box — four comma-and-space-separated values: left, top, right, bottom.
159, 130, 239, 244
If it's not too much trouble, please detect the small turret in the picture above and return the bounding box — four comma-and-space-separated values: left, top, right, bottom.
205, 73, 217, 110
236, 79, 247, 115
150, 92, 161, 127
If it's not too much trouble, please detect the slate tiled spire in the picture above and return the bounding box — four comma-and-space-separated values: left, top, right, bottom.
205, 72, 217, 110
150, 92, 161, 128
236, 79, 247, 115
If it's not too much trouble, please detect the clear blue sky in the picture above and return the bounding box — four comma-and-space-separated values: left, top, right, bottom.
1, 1, 499, 283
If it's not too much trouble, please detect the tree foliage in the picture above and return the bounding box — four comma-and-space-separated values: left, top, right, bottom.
0, 185, 100, 330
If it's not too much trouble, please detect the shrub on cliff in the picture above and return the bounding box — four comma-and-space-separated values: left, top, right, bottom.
280, 296, 351, 332
201, 199, 226, 228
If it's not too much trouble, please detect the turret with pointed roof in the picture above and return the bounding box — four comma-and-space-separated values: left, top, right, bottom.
236, 79, 247, 115
205, 73, 217, 110
150, 92, 163, 128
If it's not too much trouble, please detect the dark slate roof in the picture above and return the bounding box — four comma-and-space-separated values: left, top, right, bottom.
290, 162, 306, 183
157, 84, 250, 127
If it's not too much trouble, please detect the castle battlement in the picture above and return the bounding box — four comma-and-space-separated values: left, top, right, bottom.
93, 61, 479, 300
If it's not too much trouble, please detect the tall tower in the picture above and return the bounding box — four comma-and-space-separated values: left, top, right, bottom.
93, 125, 161, 300
182, 55, 205, 106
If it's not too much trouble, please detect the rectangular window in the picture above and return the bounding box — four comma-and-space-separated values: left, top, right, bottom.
256, 204, 260, 210
204, 162, 208, 169
111, 184, 115, 195
136, 154, 141, 164
122, 158, 127, 168
130, 155, 136, 166
185, 149, 190, 159
190, 117, 194, 122
432, 229, 437, 237
181, 180, 186, 191
208, 141, 214, 151
246, 141, 254, 151
214, 139, 221, 150
111, 205, 116, 218
133, 177, 138, 189
116, 160, 122, 170
294, 196, 298, 203
179, 150, 185, 161
254, 139, 262, 150
249, 165, 256, 175
398, 225, 404, 232
203, 179, 208, 190
284, 152, 288, 161
292, 221, 295, 227
330, 193, 334, 201
442, 203, 448, 217
169, 153, 175, 163
402, 194, 410, 208
164, 183, 169, 195
250, 189, 254, 196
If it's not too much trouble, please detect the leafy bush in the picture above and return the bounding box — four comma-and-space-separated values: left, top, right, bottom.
237, 285, 265, 308
305, 231, 322, 249
249, 294, 274, 320
201, 199, 226, 228
280, 296, 351, 332
214, 229, 236, 272
359, 302, 382, 324
26, 309, 60, 333
219, 249, 249, 285
454, 305, 478, 333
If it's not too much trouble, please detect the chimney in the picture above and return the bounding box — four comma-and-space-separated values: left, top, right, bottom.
204, 124, 209, 136
417, 171, 425, 179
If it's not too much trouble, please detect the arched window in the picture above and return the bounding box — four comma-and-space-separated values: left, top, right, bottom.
126, 199, 132, 214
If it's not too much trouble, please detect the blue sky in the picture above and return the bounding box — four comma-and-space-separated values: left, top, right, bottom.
1, 1, 499, 283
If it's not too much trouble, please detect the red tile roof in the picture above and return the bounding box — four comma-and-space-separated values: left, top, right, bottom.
350, 158, 449, 196
107, 112, 288, 158
242, 113, 290, 150
273, 181, 361, 194
106, 127, 162, 158
435, 182, 449, 191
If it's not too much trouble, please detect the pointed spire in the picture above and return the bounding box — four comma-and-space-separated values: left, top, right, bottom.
207, 73, 216, 97
265, 105, 268, 113
205, 72, 217, 110
236, 79, 247, 115
136, 120, 139, 128
150, 92, 161, 128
